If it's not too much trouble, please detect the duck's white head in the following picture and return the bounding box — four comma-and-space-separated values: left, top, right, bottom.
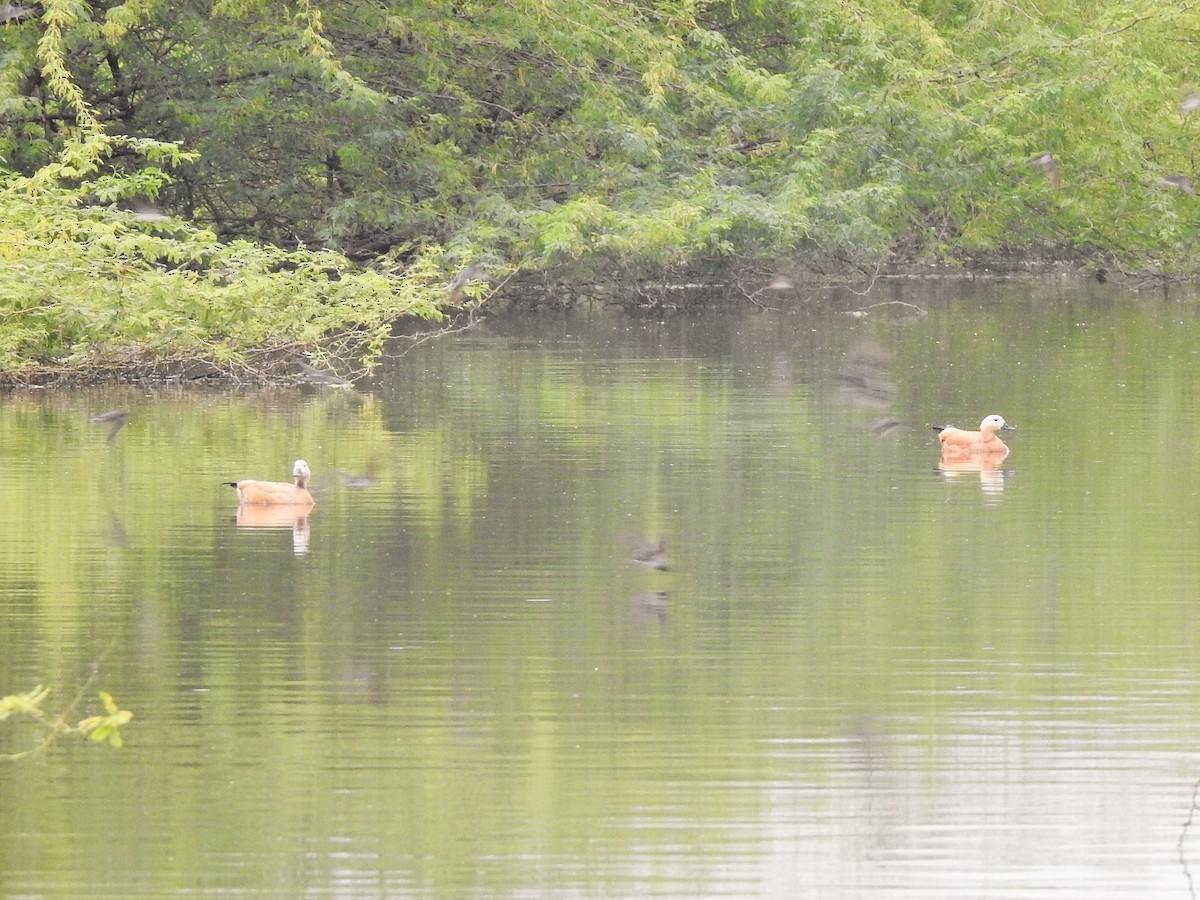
292, 459, 311, 478
980, 415, 1015, 434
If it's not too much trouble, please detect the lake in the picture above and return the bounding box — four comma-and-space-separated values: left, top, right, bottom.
4, 277, 1200, 898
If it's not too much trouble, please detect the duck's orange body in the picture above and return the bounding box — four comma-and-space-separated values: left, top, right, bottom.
224, 460, 314, 506
934, 415, 1015, 458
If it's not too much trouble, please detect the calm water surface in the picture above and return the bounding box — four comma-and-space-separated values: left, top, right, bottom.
5, 280, 1200, 898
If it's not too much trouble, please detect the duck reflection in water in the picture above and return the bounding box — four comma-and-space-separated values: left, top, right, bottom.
233, 504, 313, 556
937, 455, 1010, 496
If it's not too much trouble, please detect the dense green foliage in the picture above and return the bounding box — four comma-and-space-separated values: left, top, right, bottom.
2, 0, 1200, 377
0, 176, 446, 382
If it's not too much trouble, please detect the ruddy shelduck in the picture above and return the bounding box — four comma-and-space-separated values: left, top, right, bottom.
224, 459, 315, 506
933, 414, 1015, 456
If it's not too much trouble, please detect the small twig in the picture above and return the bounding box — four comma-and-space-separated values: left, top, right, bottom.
1179, 774, 1200, 900
734, 278, 781, 311
0, 653, 108, 762
842, 264, 886, 296
384, 309, 485, 360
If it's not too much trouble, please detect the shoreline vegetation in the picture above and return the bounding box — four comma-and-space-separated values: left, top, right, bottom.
3, 1, 1200, 386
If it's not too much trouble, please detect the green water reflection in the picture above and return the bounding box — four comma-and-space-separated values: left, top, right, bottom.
4, 280, 1200, 897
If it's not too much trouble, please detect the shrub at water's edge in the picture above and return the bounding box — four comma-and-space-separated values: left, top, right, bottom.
0, 179, 447, 385
0, 0, 448, 386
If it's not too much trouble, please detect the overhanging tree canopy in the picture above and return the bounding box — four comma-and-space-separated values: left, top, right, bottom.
1, 0, 1199, 379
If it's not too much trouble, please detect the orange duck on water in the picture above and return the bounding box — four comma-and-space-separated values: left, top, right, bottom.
933, 414, 1015, 458
224, 459, 315, 506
